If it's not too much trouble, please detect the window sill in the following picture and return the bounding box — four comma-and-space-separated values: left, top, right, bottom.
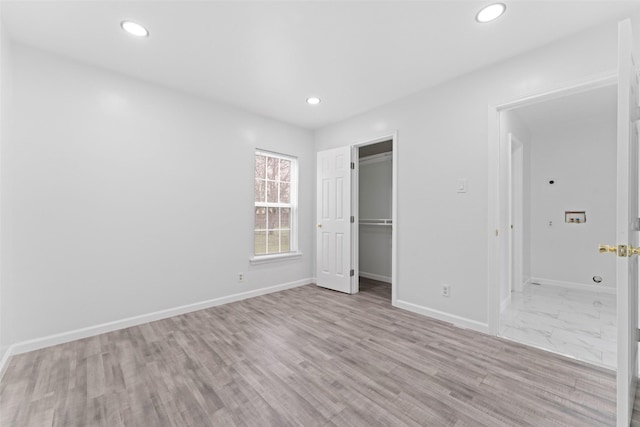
249, 252, 303, 265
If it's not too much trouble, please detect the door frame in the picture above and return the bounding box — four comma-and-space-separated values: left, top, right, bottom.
487, 73, 617, 336
350, 132, 398, 304
509, 133, 524, 295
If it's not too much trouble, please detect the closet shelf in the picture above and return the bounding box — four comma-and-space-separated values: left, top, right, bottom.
359, 219, 392, 226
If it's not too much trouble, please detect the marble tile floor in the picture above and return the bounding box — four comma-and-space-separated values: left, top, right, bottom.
499, 283, 616, 370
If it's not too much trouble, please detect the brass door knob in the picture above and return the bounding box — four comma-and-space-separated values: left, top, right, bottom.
599, 244, 617, 254
600, 243, 640, 257
317, 224, 322, 228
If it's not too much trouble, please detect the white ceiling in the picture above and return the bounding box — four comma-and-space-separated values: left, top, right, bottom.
2, 1, 639, 129
513, 84, 617, 131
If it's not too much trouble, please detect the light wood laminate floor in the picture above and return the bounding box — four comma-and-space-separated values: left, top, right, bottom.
1, 279, 635, 426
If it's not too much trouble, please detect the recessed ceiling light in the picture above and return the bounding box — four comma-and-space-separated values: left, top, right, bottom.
476, 3, 506, 23
306, 97, 321, 105
121, 20, 149, 37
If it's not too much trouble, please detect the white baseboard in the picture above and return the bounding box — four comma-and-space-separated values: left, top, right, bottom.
0, 345, 16, 382
8, 278, 312, 357
359, 271, 392, 283
514, 276, 529, 292
528, 277, 616, 295
394, 300, 489, 334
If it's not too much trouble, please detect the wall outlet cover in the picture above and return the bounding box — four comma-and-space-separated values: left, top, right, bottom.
442, 284, 451, 297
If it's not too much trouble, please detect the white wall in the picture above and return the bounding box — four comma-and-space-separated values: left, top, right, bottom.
1, 44, 314, 347
529, 116, 616, 290
314, 21, 621, 329
0, 9, 12, 364
359, 154, 392, 281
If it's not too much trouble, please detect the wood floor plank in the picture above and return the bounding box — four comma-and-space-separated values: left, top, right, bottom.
4, 279, 640, 426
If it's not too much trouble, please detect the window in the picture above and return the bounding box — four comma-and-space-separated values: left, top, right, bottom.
254, 150, 297, 256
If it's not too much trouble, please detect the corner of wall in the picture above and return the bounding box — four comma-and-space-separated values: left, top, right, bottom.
394, 299, 489, 334
0, 344, 14, 382
0, 4, 10, 367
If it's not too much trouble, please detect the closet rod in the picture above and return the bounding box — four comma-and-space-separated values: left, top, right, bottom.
359, 219, 392, 225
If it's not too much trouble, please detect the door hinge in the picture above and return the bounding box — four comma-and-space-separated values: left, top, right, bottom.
350, 216, 354, 223
636, 328, 640, 342
633, 218, 640, 231
351, 162, 355, 170
350, 269, 355, 277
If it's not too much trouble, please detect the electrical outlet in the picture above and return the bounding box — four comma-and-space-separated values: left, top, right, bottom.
238, 273, 244, 282
441, 284, 451, 297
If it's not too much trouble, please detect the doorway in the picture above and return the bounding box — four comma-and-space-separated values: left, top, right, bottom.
315, 133, 397, 303
497, 83, 618, 369
354, 140, 393, 300
488, 22, 640, 421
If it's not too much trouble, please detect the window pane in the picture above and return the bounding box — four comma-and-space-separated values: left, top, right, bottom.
254, 207, 266, 230
267, 157, 278, 180
280, 183, 290, 203
279, 159, 291, 182
280, 230, 290, 252
254, 231, 267, 255
281, 207, 290, 228
267, 181, 278, 203
267, 207, 279, 230
255, 155, 266, 179
267, 231, 280, 253
255, 179, 265, 202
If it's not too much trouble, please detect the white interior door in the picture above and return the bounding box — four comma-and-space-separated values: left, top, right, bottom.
316, 146, 353, 294
616, 18, 640, 427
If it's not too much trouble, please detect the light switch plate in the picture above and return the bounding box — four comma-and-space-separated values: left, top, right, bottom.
457, 179, 468, 193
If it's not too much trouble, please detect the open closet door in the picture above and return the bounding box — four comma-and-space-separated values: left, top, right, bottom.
615, 18, 640, 427
316, 146, 353, 294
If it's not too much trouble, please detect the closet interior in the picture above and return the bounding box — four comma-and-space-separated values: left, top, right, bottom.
358, 140, 393, 298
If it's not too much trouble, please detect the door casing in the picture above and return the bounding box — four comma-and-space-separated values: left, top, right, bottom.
349, 132, 398, 303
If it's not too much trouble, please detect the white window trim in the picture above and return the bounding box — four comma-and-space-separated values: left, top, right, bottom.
249, 251, 303, 265
252, 149, 299, 260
